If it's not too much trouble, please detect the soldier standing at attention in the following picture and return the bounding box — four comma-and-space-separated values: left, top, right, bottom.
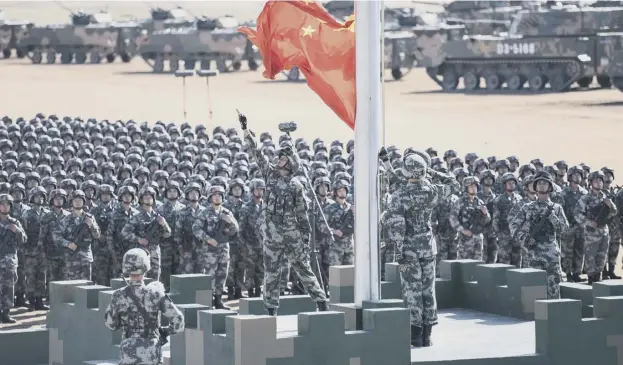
561, 166, 587, 282
90, 185, 116, 286
40, 189, 69, 296
492, 173, 522, 267
238, 178, 266, 297
450, 176, 491, 260
240, 113, 327, 315
192, 185, 238, 309
319, 179, 355, 268
53, 190, 101, 280
0, 194, 27, 323
478, 170, 497, 263
156, 181, 184, 291
105, 248, 184, 365
22, 187, 49, 311
224, 178, 247, 300
385, 154, 459, 347
121, 187, 171, 281
601, 167, 622, 279
510, 171, 568, 299
174, 182, 204, 274
106, 186, 139, 278
573, 170, 617, 284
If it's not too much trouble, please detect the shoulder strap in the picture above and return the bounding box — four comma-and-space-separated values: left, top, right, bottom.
124, 285, 159, 337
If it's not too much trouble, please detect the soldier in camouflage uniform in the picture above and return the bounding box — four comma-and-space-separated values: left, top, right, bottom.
22, 187, 49, 311
105, 248, 184, 365
40, 189, 69, 295
106, 186, 139, 277
192, 185, 238, 309
224, 178, 247, 300
121, 187, 171, 281
238, 178, 266, 297
573, 170, 617, 284
90, 185, 116, 286
10, 182, 29, 307
450, 176, 491, 260
53, 190, 101, 280
174, 183, 205, 275
156, 181, 184, 291
602, 167, 622, 279
492, 173, 522, 267
560, 166, 588, 282
241, 115, 327, 315
510, 171, 568, 299
477, 170, 497, 263
0, 194, 27, 323
508, 176, 537, 266
311, 176, 334, 290
319, 179, 354, 268
385, 154, 460, 347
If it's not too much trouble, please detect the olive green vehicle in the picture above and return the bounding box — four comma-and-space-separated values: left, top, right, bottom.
421, 5, 623, 92
19, 11, 145, 65
139, 16, 258, 73
0, 10, 32, 59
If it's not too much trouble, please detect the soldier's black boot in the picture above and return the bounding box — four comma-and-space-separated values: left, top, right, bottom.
571, 273, 585, 283
213, 294, 230, 310
248, 288, 255, 297
234, 287, 247, 300
254, 287, 262, 298
14, 292, 26, 308
1, 309, 16, 324
227, 286, 235, 301
35, 297, 49, 311
566, 272, 574, 282
422, 325, 433, 347
28, 296, 36, 311
603, 267, 610, 280
410, 326, 423, 347
317, 301, 328, 312
608, 264, 621, 279
267, 308, 276, 316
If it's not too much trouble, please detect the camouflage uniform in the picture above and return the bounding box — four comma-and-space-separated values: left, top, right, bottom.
492, 175, 523, 267
192, 186, 238, 305
573, 171, 617, 283
478, 182, 497, 264
53, 208, 101, 281
0, 197, 27, 322
22, 200, 49, 305
107, 204, 139, 278
238, 185, 265, 295
560, 166, 587, 280
310, 178, 334, 289
223, 191, 246, 297
432, 193, 459, 272
510, 172, 568, 299
245, 129, 327, 313
11, 193, 30, 306
449, 179, 491, 261
173, 202, 204, 275
90, 197, 116, 286
385, 154, 459, 347
155, 190, 184, 290
40, 190, 70, 292
105, 249, 184, 365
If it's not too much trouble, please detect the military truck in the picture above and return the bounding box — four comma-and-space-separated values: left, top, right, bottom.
19, 11, 144, 64
139, 15, 256, 73
421, 5, 623, 92
0, 10, 32, 59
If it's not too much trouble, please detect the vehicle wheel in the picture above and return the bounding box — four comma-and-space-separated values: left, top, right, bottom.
391, 68, 403, 80
45, 51, 56, 64
169, 58, 180, 73
2, 49, 11, 59
90, 52, 102, 64
60, 52, 73, 64
528, 74, 546, 91
121, 53, 132, 63
200, 60, 210, 70
233, 61, 242, 71
441, 69, 458, 91
216, 60, 228, 73
463, 71, 480, 91
153, 56, 165, 73
31, 51, 43, 64
106, 54, 116, 63
549, 74, 569, 92
597, 76, 612, 88
484, 73, 503, 90
248, 59, 259, 71
612, 77, 623, 92
184, 59, 196, 70
75, 52, 87, 64
506, 74, 524, 91
576, 76, 592, 88
16, 49, 25, 58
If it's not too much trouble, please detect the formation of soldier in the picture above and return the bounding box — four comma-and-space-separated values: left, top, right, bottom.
0, 113, 618, 345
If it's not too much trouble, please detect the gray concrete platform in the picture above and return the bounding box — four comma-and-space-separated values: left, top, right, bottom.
411, 309, 536, 364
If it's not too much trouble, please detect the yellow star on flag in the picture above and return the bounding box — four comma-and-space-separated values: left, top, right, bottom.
301, 25, 316, 37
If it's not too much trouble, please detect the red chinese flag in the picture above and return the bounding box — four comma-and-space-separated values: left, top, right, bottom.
238, 0, 356, 129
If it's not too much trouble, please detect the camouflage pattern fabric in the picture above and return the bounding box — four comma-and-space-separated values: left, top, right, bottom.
478, 188, 497, 264
0, 216, 26, 311
22, 207, 48, 297
238, 198, 265, 290
173, 204, 204, 274
318, 200, 354, 267
105, 281, 184, 365
432, 194, 459, 273
492, 192, 522, 267
156, 199, 184, 290
106, 205, 139, 278
91, 201, 116, 286
53, 213, 101, 281
224, 196, 246, 290
449, 195, 491, 261
561, 185, 587, 275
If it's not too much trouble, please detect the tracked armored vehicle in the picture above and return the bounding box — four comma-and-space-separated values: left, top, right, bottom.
19, 11, 144, 65
141, 7, 195, 33
139, 15, 256, 73
422, 5, 623, 92
0, 10, 32, 59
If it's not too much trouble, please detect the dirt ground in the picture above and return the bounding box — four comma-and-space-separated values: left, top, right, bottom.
1, 1, 623, 329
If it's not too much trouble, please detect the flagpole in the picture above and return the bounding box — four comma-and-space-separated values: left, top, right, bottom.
353, 0, 383, 306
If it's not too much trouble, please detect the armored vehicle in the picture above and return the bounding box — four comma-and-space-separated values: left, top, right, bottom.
0, 10, 32, 59
141, 7, 195, 33
139, 15, 256, 73
19, 11, 144, 64
422, 5, 623, 92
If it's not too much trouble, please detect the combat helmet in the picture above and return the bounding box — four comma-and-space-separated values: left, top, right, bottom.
402, 154, 427, 179
207, 185, 225, 200
184, 182, 203, 198
0, 194, 14, 208
28, 186, 47, 204
138, 187, 157, 204
117, 185, 136, 202
462, 176, 480, 191
249, 178, 266, 191
587, 170, 605, 185
49, 189, 67, 205
332, 179, 350, 193
122, 248, 151, 276
501, 172, 518, 186
532, 171, 554, 193
70, 189, 87, 204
